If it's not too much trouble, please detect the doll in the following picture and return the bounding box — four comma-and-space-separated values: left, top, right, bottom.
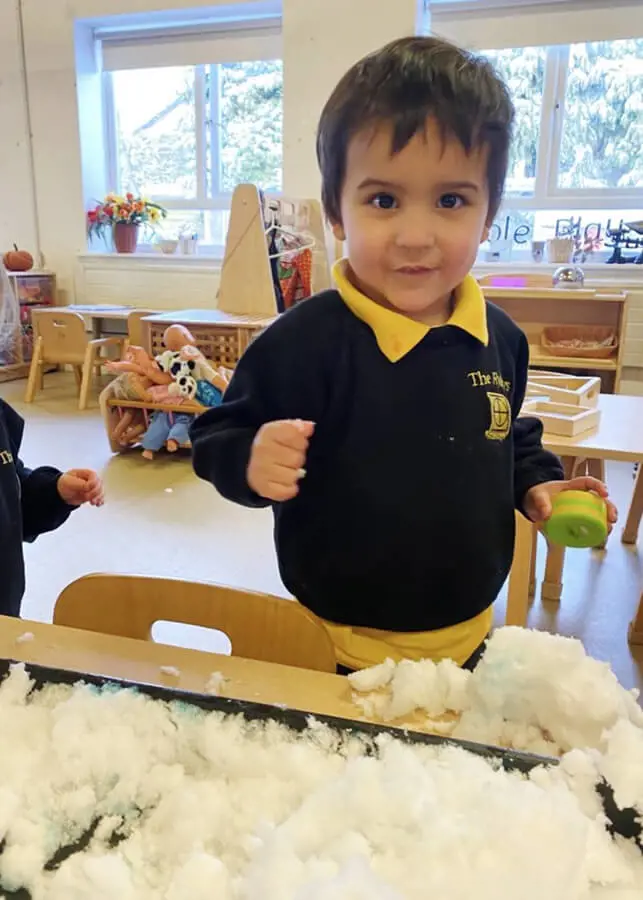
105, 346, 171, 447
106, 345, 172, 388
141, 411, 194, 460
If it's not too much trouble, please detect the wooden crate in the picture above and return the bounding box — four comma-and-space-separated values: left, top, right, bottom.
526, 375, 600, 408
527, 368, 568, 380
524, 385, 553, 405
148, 324, 245, 368
520, 400, 601, 437
143, 311, 274, 369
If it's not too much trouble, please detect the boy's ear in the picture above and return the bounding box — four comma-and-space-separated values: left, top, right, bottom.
480, 224, 490, 245
331, 220, 346, 242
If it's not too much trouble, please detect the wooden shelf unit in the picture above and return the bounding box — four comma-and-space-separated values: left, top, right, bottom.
482, 286, 628, 392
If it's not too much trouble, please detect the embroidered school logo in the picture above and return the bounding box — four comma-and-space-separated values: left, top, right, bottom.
485, 393, 511, 441
0, 450, 13, 465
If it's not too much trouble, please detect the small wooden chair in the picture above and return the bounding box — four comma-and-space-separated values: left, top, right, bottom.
505, 511, 536, 627
125, 309, 155, 352
26, 309, 124, 410
54, 574, 337, 673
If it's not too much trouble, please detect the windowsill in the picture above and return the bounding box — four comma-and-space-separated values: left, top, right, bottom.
473, 259, 643, 287
78, 251, 224, 269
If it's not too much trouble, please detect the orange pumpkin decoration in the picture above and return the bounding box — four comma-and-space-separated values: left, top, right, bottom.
3, 244, 34, 272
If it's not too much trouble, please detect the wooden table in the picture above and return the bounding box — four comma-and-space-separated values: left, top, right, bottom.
0, 616, 363, 725
67, 304, 135, 338
507, 394, 643, 641
542, 393, 643, 543
36, 304, 136, 339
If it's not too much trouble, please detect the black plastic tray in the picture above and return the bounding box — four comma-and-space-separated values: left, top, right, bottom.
0, 658, 557, 773
0, 658, 638, 898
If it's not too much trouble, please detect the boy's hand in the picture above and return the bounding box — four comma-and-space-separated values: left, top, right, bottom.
57, 469, 105, 508
523, 476, 617, 531
247, 420, 315, 502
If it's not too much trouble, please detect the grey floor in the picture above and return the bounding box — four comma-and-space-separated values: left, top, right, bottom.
5, 372, 643, 695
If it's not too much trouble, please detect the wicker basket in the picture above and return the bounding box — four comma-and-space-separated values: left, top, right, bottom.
541, 325, 618, 359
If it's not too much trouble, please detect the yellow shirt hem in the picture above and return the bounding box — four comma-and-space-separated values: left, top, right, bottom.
321, 607, 493, 671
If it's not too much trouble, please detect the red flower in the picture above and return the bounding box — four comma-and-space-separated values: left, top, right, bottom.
87, 209, 98, 222
126, 192, 134, 202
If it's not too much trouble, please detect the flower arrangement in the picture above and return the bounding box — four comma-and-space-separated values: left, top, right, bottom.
86, 193, 167, 242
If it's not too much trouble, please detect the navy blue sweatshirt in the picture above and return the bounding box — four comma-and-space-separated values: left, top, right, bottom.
0, 399, 74, 617
191, 291, 563, 632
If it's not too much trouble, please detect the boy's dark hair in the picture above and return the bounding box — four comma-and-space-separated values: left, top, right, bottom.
316, 36, 514, 225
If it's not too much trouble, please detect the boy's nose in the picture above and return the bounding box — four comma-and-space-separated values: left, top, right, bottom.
393, 212, 437, 250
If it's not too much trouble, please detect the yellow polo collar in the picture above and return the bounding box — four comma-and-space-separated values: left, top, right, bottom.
332, 259, 488, 362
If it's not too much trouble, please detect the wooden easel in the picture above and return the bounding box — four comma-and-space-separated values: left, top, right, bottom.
217, 183, 330, 317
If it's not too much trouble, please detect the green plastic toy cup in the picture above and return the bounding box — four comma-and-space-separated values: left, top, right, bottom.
542, 490, 608, 549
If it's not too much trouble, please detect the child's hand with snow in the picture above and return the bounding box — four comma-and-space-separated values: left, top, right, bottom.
57, 469, 104, 508
247, 419, 314, 502
523, 475, 617, 530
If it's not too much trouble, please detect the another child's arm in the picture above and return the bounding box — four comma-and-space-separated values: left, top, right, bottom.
511, 334, 617, 526
17, 461, 104, 542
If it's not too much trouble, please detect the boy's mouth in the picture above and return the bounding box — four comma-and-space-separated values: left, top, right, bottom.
394, 266, 436, 276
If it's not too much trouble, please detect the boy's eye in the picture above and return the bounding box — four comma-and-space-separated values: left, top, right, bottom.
369, 193, 397, 210
438, 193, 465, 209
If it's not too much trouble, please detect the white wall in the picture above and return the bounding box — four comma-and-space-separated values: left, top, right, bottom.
0, 1, 39, 256
282, 0, 424, 199
76, 253, 222, 309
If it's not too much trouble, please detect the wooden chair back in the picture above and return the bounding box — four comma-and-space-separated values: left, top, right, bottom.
31, 309, 88, 365
126, 309, 155, 348
54, 574, 337, 673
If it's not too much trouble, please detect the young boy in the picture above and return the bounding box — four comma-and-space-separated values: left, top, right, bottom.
191, 36, 616, 672
0, 265, 104, 618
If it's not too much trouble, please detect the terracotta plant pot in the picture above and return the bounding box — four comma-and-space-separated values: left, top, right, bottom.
113, 223, 139, 254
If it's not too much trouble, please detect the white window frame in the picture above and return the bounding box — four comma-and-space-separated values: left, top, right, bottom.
503, 41, 643, 212
99, 24, 283, 250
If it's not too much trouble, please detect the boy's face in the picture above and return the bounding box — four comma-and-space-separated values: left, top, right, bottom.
332, 118, 491, 324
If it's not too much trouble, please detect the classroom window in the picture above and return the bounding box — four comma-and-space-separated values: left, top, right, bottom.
558, 40, 643, 191
481, 47, 546, 198
480, 38, 643, 210
105, 54, 283, 249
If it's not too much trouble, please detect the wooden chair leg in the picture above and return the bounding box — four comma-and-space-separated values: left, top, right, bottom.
73, 366, 82, 390
622, 462, 643, 546
571, 457, 588, 478
506, 512, 534, 627
629, 590, 643, 645
25, 337, 43, 403
540, 454, 576, 603
542, 541, 565, 602
529, 525, 538, 598
78, 346, 95, 411
587, 458, 605, 482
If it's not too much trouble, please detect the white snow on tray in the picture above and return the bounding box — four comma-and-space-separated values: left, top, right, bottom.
15, 632, 35, 644
159, 665, 180, 678
0, 628, 642, 898
350, 628, 643, 757
204, 672, 226, 695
